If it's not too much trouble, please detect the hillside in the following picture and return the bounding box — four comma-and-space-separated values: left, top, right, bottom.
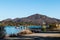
1, 14, 60, 25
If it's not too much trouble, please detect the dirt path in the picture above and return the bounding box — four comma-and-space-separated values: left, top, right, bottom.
23, 33, 60, 37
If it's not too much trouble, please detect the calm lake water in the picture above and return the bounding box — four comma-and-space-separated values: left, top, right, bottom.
4, 26, 42, 35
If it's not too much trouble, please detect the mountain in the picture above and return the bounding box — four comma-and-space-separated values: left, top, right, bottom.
1, 14, 60, 25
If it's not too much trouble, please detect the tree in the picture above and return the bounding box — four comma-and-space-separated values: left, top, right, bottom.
0, 26, 5, 39
49, 24, 56, 29
42, 25, 46, 32
41, 21, 46, 32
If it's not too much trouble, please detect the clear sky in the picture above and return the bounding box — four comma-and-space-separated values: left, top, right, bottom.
0, 0, 60, 21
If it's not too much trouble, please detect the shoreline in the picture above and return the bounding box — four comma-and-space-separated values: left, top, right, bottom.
22, 33, 60, 37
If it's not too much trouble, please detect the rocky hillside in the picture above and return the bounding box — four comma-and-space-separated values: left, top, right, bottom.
1, 14, 60, 25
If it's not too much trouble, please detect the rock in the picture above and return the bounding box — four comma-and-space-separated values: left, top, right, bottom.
18, 30, 33, 35
4, 34, 10, 39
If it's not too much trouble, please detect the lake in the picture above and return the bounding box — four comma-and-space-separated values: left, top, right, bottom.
4, 26, 42, 35
2, 26, 60, 40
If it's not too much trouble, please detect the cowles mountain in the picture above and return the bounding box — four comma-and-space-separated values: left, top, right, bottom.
1, 14, 60, 25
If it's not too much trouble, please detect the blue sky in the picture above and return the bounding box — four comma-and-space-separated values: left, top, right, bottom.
0, 0, 60, 21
